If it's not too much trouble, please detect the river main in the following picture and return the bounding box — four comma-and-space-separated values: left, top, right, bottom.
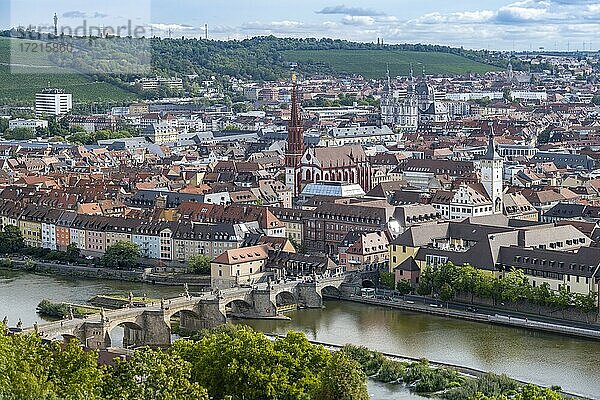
1, 269, 598, 399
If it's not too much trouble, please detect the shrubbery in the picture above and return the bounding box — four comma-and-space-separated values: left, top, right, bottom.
339, 344, 564, 399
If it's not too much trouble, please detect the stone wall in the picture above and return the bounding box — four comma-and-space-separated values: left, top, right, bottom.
454, 292, 599, 324
9, 259, 148, 282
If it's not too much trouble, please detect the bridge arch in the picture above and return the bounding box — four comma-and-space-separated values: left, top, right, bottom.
320, 285, 342, 298
361, 279, 376, 289
107, 321, 145, 349
275, 290, 296, 307
169, 309, 203, 334
223, 299, 253, 317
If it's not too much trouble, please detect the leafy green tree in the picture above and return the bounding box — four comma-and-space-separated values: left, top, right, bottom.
527, 283, 553, 307
175, 325, 334, 400
573, 292, 598, 314
0, 333, 104, 400
379, 271, 395, 290
103, 348, 208, 400
515, 384, 563, 400
4, 127, 36, 140
187, 255, 211, 275
396, 279, 412, 295
440, 282, 455, 302
102, 241, 140, 270
555, 285, 573, 308
497, 269, 529, 303
0, 225, 24, 254
313, 351, 369, 400
0, 118, 8, 133
375, 358, 407, 383
340, 344, 385, 376
417, 266, 434, 296
65, 243, 81, 261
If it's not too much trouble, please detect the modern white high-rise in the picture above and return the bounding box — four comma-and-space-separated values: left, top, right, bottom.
35, 89, 73, 117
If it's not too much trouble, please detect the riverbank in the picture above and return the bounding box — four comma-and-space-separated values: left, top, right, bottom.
334, 294, 600, 341
2, 259, 209, 286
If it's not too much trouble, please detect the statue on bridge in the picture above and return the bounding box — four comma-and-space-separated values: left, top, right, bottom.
160, 298, 165, 310
68, 306, 74, 320
183, 283, 190, 299
128, 291, 134, 307
33, 322, 38, 333
100, 308, 107, 323
2, 316, 7, 327
16, 318, 22, 330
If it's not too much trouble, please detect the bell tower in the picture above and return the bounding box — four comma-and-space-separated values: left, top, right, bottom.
285, 70, 304, 197
481, 126, 504, 214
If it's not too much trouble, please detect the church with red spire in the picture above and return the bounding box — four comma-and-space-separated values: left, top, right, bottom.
284, 72, 371, 199
284, 71, 304, 197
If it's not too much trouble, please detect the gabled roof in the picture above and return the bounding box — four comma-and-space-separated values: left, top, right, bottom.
213, 244, 270, 265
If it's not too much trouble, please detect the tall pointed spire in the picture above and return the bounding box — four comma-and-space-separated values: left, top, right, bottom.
285, 69, 304, 196
384, 64, 391, 93
290, 71, 301, 130
485, 123, 501, 160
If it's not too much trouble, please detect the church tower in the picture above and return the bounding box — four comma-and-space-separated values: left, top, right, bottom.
285, 71, 304, 197
480, 127, 504, 214
380, 66, 395, 125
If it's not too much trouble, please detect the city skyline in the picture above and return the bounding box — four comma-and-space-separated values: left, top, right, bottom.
1, 0, 599, 51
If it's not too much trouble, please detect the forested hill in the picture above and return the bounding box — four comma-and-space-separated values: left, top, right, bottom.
150, 36, 505, 80
1, 30, 507, 81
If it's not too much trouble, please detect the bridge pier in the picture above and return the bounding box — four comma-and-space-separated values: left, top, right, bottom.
138, 310, 171, 348
192, 299, 226, 330
297, 283, 323, 308
251, 290, 278, 317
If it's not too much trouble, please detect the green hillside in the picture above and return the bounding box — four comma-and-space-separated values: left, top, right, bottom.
0, 37, 138, 105
283, 49, 501, 79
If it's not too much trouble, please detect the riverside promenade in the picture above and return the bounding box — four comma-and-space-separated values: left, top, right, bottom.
333, 293, 600, 341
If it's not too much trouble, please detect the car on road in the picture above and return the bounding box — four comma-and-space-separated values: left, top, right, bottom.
466, 306, 478, 312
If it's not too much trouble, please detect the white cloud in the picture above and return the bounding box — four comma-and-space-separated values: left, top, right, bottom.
316, 5, 386, 17
416, 10, 495, 24
341, 16, 375, 26
172, 0, 600, 51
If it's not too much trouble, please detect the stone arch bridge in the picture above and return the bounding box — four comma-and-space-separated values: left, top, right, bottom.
20, 277, 345, 350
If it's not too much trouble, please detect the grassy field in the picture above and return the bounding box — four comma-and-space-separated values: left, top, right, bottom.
0, 37, 138, 105
282, 49, 501, 79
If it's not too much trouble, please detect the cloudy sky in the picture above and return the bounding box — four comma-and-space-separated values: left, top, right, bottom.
2, 0, 600, 51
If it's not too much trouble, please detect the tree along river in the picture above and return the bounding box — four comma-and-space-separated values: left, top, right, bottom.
1, 269, 599, 399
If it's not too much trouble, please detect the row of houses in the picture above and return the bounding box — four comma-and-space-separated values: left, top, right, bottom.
0, 201, 263, 263
389, 215, 600, 298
